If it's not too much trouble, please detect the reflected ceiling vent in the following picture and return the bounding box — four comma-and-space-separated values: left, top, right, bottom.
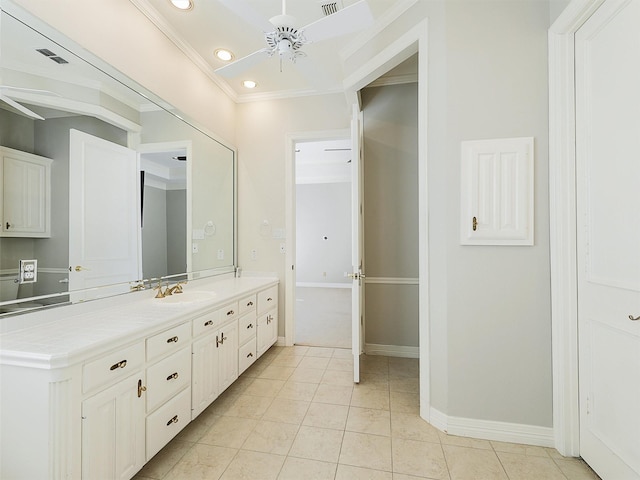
36, 48, 69, 65
319, 0, 343, 16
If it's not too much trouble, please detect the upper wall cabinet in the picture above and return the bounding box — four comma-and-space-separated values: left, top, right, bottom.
0, 146, 52, 238
460, 137, 534, 246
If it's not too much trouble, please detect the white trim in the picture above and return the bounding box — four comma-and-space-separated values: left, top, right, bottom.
296, 282, 351, 289
365, 277, 418, 285
364, 343, 418, 358
548, 0, 601, 458
276, 336, 286, 347
429, 408, 555, 448
366, 73, 418, 88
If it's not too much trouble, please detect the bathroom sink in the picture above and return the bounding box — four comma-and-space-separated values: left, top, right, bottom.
158, 291, 216, 305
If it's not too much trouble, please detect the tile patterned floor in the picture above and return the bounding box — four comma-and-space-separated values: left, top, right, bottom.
134, 346, 601, 480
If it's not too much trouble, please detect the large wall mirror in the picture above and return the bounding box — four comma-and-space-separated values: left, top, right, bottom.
0, 4, 236, 315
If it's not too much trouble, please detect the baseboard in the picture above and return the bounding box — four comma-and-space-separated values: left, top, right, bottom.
364, 343, 419, 358
429, 407, 554, 447
296, 282, 351, 289
276, 336, 286, 346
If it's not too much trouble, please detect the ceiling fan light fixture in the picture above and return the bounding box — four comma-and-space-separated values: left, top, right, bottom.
214, 49, 234, 62
242, 80, 257, 89
170, 0, 193, 11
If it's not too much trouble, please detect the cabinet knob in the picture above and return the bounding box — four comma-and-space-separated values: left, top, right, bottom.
247, 352, 253, 358
227, 310, 235, 316
247, 301, 254, 307
5, 222, 11, 230
247, 323, 253, 329
629, 314, 640, 321
166, 336, 179, 343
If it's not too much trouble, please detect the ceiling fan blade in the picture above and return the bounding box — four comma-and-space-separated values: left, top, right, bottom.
293, 55, 338, 91
214, 48, 272, 78
0, 93, 45, 120
301, 0, 374, 43
217, 0, 275, 32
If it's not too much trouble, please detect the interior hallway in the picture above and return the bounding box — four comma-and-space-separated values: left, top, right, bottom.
133, 346, 599, 480
295, 287, 351, 348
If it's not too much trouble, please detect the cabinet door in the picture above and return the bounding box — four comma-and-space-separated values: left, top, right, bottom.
218, 321, 238, 393
82, 372, 145, 480
192, 334, 220, 419
257, 310, 278, 358
2, 154, 50, 236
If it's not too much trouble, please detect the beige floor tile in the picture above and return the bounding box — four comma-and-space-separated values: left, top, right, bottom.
388, 357, 419, 378
390, 391, 419, 414
222, 394, 273, 419
278, 457, 337, 480
289, 367, 326, 384
298, 356, 331, 369
438, 432, 493, 450
443, 444, 507, 480
392, 474, 430, 480
163, 444, 237, 480
199, 416, 258, 448
277, 380, 319, 401
392, 438, 449, 479
220, 450, 285, 480
223, 375, 255, 395
241, 360, 270, 378
289, 425, 344, 463
554, 458, 602, 479
351, 386, 390, 410
243, 378, 285, 397
264, 397, 310, 425
321, 369, 354, 386
360, 373, 390, 390
327, 357, 354, 372
491, 440, 551, 457
391, 411, 440, 443
335, 464, 393, 480
339, 431, 393, 471
313, 383, 354, 405
361, 355, 389, 374
332, 348, 353, 358
258, 365, 296, 381
136, 440, 192, 479
305, 346, 336, 358
303, 402, 350, 430
205, 391, 241, 416
497, 451, 566, 480
278, 345, 310, 356
269, 355, 304, 367
241, 420, 299, 455
390, 376, 419, 394
173, 416, 212, 443
346, 406, 391, 436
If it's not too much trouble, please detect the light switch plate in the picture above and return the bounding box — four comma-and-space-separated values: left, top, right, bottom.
19, 259, 37, 283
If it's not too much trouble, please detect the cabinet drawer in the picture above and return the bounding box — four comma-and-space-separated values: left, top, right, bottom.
238, 312, 256, 345
239, 337, 257, 374
257, 286, 277, 314
220, 301, 239, 322
83, 342, 144, 393
238, 294, 256, 315
192, 309, 220, 337
146, 387, 191, 461
147, 322, 191, 361
146, 347, 191, 413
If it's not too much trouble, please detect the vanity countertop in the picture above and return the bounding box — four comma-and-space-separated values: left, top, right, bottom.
0, 275, 278, 369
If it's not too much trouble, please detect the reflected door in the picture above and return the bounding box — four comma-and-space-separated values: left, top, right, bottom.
69, 129, 140, 300
351, 105, 365, 383
576, 0, 640, 477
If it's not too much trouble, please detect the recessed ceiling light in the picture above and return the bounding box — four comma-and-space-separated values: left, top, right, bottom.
242, 80, 257, 89
170, 0, 193, 10
214, 49, 234, 62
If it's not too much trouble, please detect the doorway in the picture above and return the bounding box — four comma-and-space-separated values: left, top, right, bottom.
294, 137, 352, 348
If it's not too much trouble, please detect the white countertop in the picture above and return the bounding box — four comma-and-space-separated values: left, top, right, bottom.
0, 275, 278, 369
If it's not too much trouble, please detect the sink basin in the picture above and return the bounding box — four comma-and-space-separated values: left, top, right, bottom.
159, 291, 216, 304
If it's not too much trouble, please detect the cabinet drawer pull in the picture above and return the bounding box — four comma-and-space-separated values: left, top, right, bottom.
204, 320, 213, 327
5, 222, 11, 230
166, 415, 179, 426
216, 335, 221, 347
109, 360, 127, 371
246, 301, 254, 307
267, 297, 273, 302
267, 315, 272, 325
166, 336, 179, 343
247, 352, 253, 358
247, 323, 253, 329
137, 379, 147, 398
166, 372, 179, 381
226, 310, 235, 316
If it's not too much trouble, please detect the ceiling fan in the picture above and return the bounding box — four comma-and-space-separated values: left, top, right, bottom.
214, 0, 374, 86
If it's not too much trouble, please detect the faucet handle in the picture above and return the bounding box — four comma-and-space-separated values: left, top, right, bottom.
154, 281, 166, 298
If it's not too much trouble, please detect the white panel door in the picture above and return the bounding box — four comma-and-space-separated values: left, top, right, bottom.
576, 1, 640, 478
351, 105, 365, 383
69, 129, 140, 299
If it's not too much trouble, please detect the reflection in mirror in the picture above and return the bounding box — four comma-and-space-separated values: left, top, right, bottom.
0, 5, 236, 315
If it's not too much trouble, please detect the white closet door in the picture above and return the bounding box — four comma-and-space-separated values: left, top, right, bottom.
69, 129, 140, 299
576, 0, 640, 478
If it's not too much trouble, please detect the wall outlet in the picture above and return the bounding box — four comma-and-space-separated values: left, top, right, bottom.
217, 249, 224, 260
19, 259, 37, 284
250, 249, 258, 261
192, 243, 199, 254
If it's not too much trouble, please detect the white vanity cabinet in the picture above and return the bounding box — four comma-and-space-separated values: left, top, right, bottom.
0, 277, 278, 480
0, 146, 52, 237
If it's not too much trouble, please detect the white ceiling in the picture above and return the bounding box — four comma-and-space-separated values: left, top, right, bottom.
132, 0, 409, 102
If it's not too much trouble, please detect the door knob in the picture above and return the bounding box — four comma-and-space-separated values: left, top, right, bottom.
72, 265, 90, 272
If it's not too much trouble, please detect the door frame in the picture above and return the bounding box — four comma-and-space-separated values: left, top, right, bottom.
284, 128, 352, 348
548, 0, 605, 457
